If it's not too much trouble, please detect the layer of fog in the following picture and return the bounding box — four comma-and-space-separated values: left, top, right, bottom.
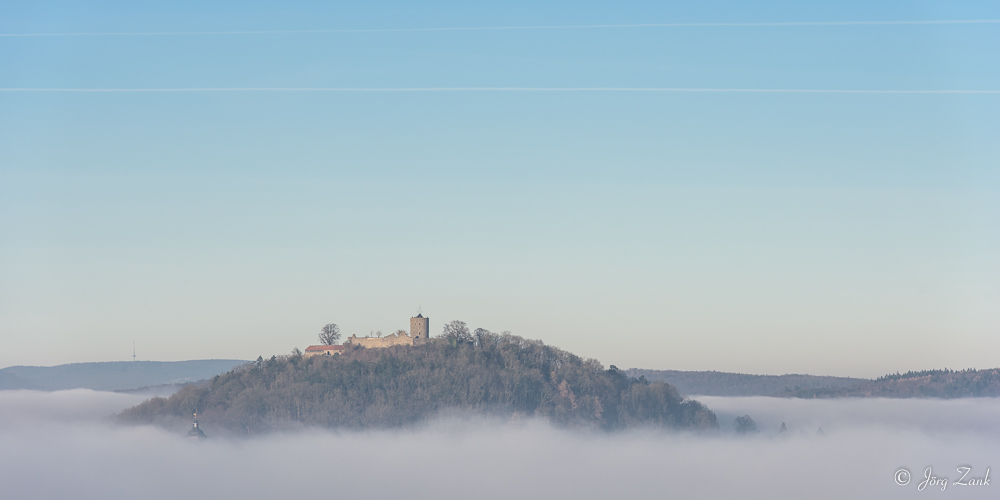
0, 390, 996, 499
699, 395, 1000, 436
0, 389, 150, 426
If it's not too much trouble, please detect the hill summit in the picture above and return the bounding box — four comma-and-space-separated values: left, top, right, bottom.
119, 331, 717, 434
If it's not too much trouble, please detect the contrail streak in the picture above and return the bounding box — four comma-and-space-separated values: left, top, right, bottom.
2, 19, 999, 37
1, 87, 998, 93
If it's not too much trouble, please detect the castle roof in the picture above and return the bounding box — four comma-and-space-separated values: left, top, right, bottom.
305, 345, 345, 352
414, 314, 424, 318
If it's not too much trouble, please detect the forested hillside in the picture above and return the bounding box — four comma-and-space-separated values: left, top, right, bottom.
119, 332, 718, 434
627, 369, 866, 396
788, 368, 1000, 398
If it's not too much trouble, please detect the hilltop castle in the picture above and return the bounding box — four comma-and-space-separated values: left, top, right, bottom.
341, 314, 430, 349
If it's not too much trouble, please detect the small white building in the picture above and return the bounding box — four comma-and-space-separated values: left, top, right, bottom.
304, 345, 346, 357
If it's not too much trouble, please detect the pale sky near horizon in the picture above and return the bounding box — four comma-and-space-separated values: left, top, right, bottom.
1, 0, 998, 377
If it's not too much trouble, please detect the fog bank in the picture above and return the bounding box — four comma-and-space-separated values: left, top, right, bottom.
699, 395, 1000, 435
0, 390, 995, 499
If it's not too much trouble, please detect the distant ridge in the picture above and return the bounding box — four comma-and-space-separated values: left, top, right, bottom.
629, 368, 1000, 398
786, 368, 1000, 398
0, 360, 248, 392
627, 369, 866, 397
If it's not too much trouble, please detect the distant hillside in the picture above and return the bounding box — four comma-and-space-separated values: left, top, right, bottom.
627, 369, 866, 397
628, 367, 1000, 399
788, 368, 1000, 398
119, 333, 718, 434
0, 360, 247, 391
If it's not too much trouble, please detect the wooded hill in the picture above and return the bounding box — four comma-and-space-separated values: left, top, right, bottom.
627, 369, 866, 397
786, 368, 1000, 398
119, 332, 718, 434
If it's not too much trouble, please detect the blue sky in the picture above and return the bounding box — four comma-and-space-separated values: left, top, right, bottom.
1, 1, 998, 376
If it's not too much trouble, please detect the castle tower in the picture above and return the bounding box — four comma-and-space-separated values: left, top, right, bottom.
410, 313, 429, 339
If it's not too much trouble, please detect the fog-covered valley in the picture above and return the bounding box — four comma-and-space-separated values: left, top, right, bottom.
1, 389, 995, 499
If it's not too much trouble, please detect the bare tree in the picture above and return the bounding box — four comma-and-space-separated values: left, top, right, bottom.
319, 323, 341, 345
442, 320, 472, 342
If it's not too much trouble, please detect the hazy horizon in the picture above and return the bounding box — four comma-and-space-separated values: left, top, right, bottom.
0, 352, 973, 381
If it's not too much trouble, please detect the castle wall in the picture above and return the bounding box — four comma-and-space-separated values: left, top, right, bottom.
342, 315, 430, 348
346, 331, 414, 348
